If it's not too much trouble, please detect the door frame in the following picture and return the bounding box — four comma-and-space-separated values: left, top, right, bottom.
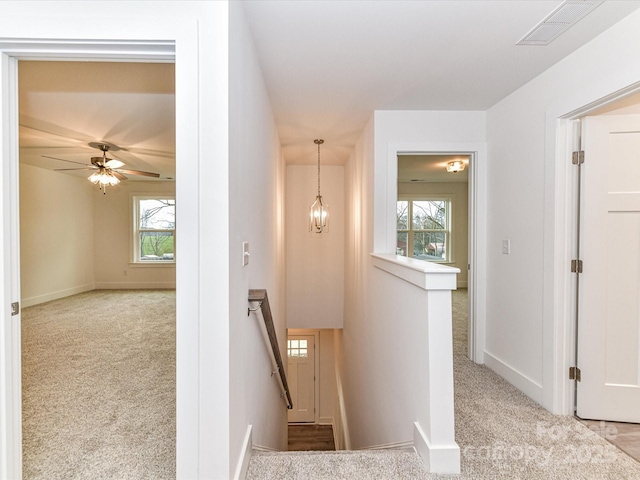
287, 329, 320, 424
0, 13, 212, 479
387, 143, 487, 363
554, 81, 640, 416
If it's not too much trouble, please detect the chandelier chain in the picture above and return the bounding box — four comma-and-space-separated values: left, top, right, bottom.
314, 138, 324, 197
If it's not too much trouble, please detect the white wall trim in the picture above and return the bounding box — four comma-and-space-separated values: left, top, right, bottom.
484, 351, 543, 404
359, 439, 414, 451
21, 283, 95, 308
413, 421, 460, 474
233, 424, 253, 480
545, 81, 640, 415
0, 12, 206, 479
381, 141, 487, 365
318, 416, 334, 425
252, 444, 279, 453
94, 282, 177, 290
371, 253, 459, 290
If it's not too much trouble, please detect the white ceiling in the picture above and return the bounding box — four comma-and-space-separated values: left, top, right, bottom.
17, 1, 640, 179
242, 0, 640, 165
398, 154, 469, 184
19, 61, 175, 181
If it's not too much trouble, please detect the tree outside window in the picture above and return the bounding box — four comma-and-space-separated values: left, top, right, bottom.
134, 197, 176, 262
397, 198, 450, 262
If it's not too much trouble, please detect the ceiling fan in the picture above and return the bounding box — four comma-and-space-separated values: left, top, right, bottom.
43, 143, 160, 194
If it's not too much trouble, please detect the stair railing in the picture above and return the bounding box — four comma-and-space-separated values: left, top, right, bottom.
248, 289, 293, 409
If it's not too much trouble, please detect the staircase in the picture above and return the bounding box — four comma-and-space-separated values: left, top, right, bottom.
246, 449, 430, 480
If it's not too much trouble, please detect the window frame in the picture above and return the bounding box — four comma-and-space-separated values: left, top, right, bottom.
132, 195, 176, 265
397, 196, 453, 263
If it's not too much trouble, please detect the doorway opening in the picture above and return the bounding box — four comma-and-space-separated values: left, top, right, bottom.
0, 31, 206, 479
558, 87, 640, 464
18, 60, 177, 476
397, 153, 474, 360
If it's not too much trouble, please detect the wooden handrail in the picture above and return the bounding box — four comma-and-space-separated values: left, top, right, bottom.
248, 289, 293, 410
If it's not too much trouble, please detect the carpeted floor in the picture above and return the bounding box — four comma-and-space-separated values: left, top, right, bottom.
21, 290, 176, 480
247, 289, 640, 479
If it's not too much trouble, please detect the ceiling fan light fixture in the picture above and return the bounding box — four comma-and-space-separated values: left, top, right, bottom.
89, 170, 120, 191
446, 160, 465, 173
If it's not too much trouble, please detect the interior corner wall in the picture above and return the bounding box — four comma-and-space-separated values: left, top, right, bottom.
398, 181, 468, 288
485, 8, 640, 411
20, 164, 96, 307
229, 0, 288, 469
286, 165, 344, 329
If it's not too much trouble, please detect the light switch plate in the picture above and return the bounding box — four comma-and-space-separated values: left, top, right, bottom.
502, 239, 511, 255
242, 242, 250, 266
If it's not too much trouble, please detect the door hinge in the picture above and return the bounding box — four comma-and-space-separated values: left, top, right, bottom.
572, 150, 584, 165
10, 302, 19, 316
569, 366, 581, 382
571, 259, 583, 273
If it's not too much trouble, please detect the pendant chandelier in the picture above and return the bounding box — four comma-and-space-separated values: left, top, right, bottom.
309, 139, 329, 233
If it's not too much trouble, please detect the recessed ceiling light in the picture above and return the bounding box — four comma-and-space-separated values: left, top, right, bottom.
517, 1, 603, 46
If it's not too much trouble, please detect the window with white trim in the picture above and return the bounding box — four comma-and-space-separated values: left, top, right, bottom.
133, 196, 176, 263
396, 198, 451, 262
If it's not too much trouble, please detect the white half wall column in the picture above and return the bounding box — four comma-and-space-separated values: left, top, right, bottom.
371, 253, 460, 474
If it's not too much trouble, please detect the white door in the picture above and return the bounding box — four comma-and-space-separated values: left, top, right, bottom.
287, 335, 315, 423
577, 114, 640, 422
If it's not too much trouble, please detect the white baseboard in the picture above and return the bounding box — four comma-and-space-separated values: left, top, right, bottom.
252, 444, 278, 453
359, 440, 414, 451
484, 351, 543, 404
414, 422, 460, 474
94, 281, 176, 289
318, 416, 333, 425
22, 283, 95, 308
233, 425, 253, 480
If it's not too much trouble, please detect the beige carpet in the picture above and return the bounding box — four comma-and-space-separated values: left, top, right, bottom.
247, 289, 640, 479
21, 290, 175, 479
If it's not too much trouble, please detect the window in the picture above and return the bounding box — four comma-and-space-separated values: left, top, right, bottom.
397, 198, 451, 262
287, 339, 308, 358
133, 196, 176, 263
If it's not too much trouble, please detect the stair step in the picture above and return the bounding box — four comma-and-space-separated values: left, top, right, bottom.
246, 449, 429, 480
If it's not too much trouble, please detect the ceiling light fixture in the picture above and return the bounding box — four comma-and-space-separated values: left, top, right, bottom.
309, 139, 329, 233
446, 160, 465, 173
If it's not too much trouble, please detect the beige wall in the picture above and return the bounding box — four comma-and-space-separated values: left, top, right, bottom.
93, 181, 176, 289
20, 162, 176, 306
20, 164, 96, 306
398, 181, 468, 287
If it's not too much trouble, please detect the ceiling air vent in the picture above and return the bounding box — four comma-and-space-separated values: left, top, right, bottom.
517, 0, 603, 46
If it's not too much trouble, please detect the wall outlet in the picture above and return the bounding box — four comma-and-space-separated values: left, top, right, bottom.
502, 239, 511, 255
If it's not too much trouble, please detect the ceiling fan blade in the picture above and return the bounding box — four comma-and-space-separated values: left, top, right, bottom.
42, 155, 90, 166
105, 159, 125, 169
112, 171, 128, 181
116, 168, 160, 178
54, 167, 96, 171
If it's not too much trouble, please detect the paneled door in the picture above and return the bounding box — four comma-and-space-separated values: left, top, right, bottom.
577, 114, 640, 422
287, 335, 315, 423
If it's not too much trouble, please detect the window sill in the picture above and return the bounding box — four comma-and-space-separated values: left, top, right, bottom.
129, 262, 176, 268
